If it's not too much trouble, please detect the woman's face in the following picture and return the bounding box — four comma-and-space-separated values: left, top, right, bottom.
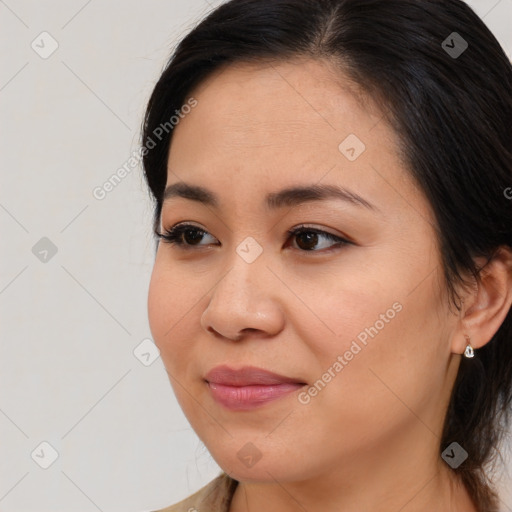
148, 58, 462, 484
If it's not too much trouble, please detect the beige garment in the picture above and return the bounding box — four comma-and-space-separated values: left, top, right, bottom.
152, 472, 239, 512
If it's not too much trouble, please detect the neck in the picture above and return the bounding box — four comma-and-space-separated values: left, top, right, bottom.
230, 465, 475, 512
229, 424, 477, 512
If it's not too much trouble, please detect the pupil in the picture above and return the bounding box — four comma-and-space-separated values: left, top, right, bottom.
297, 232, 317, 250
184, 229, 203, 245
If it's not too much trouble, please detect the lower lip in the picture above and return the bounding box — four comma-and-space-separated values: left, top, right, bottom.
206, 381, 305, 410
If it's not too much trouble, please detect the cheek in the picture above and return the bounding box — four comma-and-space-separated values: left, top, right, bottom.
277, 258, 403, 353
319, 276, 449, 430
147, 264, 196, 405
147, 257, 193, 355
147, 263, 170, 344
147, 253, 218, 385
296, 255, 447, 397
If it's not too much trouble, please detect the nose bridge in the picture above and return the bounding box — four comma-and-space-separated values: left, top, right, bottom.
200, 236, 284, 339
213, 237, 269, 311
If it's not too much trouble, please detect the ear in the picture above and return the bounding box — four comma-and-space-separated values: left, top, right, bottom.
452, 246, 512, 355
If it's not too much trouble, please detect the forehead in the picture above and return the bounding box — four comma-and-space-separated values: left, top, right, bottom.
165, 58, 433, 226
168, 58, 390, 175
175, 58, 382, 148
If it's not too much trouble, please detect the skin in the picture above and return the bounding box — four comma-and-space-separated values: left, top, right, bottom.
147, 57, 512, 512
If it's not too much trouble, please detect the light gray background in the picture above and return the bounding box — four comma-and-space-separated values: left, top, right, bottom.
1, 1, 511, 511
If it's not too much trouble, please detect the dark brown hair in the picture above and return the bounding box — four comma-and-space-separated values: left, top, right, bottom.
141, 1, 512, 509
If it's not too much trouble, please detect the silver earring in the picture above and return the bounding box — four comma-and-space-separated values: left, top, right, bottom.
464, 335, 475, 358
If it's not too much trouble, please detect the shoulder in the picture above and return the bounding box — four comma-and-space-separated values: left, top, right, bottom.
151, 472, 239, 512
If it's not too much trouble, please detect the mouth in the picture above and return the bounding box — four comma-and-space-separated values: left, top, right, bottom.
204, 365, 307, 411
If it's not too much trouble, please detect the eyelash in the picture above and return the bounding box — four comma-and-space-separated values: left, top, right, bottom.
155, 223, 352, 253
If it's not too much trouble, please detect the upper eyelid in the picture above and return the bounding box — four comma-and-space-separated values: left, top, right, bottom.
162, 222, 346, 236
159, 222, 352, 246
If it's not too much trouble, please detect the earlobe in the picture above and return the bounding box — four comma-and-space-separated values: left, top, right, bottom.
456, 247, 512, 354
463, 334, 474, 358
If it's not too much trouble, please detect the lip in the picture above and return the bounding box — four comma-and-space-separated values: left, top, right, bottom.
205, 365, 306, 411
205, 365, 305, 386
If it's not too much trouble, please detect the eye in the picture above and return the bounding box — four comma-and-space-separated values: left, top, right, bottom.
285, 224, 351, 252
155, 223, 352, 253
156, 223, 217, 250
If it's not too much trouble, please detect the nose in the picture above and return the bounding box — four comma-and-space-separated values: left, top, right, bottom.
200, 249, 285, 341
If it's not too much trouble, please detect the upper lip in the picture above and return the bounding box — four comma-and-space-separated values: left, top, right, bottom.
205, 365, 306, 386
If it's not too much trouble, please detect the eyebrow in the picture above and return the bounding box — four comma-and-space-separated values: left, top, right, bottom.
162, 182, 380, 213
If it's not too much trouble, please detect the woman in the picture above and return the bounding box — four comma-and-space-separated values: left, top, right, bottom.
141, 0, 512, 510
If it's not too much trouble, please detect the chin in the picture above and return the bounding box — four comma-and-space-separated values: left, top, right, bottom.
206, 439, 308, 483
